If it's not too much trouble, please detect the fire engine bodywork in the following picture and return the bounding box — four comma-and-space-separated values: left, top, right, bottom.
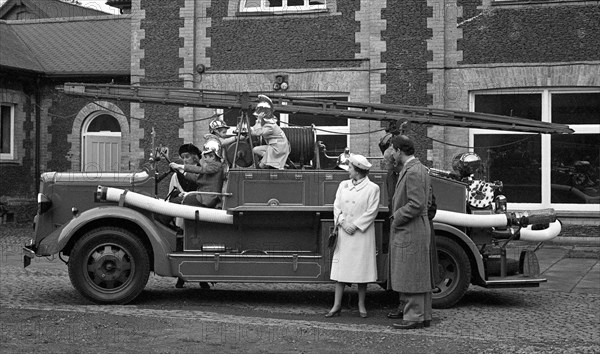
25, 166, 560, 307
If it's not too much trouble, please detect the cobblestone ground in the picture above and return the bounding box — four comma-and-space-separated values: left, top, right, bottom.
1, 225, 599, 353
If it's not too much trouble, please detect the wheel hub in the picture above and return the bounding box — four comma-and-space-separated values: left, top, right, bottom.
87, 245, 132, 289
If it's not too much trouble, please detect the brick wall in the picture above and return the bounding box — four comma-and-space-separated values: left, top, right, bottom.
382, 1, 434, 164
207, 1, 361, 71
458, 3, 600, 64
138, 0, 186, 195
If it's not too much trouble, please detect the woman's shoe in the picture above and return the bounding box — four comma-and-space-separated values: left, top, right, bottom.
324, 308, 341, 318
359, 311, 368, 318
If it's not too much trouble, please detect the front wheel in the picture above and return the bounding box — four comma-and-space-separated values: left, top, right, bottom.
432, 236, 471, 309
68, 227, 150, 304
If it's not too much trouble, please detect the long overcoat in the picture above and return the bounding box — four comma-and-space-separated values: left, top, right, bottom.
330, 177, 380, 283
390, 158, 432, 293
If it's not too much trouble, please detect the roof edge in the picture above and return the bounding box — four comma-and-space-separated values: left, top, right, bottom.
1, 14, 132, 25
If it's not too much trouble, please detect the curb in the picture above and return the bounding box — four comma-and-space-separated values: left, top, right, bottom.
545, 236, 600, 246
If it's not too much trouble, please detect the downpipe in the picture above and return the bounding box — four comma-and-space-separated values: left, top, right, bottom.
96, 186, 234, 225
433, 208, 561, 242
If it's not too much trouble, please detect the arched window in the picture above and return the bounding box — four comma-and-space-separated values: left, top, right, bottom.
82, 113, 122, 172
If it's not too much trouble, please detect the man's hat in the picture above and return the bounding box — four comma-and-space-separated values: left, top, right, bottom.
178, 143, 201, 157
349, 154, 372, 171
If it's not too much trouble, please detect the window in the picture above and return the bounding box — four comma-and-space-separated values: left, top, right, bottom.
0, 104, 15, 160
282, 98, 349, 156
470, 89, 600, 211
240, 0, 327, 14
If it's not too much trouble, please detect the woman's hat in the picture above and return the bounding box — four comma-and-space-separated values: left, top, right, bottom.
349, 154, 372, 171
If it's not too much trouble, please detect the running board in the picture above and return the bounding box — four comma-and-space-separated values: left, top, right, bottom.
483, 277, 547, 288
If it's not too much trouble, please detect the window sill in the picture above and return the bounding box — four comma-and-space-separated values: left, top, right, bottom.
491, 0, 599, 7
236, 8, 330, 17
0, 160, 19, 165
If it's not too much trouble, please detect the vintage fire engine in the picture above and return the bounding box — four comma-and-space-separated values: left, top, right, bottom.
23, 83, 573, 307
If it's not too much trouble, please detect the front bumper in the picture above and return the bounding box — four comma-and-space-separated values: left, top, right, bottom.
23, 239, 35, 268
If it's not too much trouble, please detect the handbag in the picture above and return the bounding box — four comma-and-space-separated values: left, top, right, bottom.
327, 215, 340, 249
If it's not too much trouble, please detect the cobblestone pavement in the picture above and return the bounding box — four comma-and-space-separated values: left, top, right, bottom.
1, 227, 599, 352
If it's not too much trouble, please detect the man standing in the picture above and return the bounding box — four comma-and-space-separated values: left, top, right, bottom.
389, 135, 432, 330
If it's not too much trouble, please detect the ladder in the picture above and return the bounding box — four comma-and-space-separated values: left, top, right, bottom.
59, 83, 573, 134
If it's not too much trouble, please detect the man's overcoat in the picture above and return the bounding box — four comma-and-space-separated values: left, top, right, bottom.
390, 158, 432, 293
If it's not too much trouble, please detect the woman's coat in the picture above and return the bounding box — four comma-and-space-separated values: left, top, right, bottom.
330, 177, 380, 283
390, 158, 432, 293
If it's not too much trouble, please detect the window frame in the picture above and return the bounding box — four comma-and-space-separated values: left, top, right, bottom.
469, 87, 600, 212
0, 104, 15, 160
239, 0, 327, 14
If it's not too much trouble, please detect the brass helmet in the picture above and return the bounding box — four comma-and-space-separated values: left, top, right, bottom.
202, 137, 222, 159
336, 147, 351, 171
209, 118, 229, 134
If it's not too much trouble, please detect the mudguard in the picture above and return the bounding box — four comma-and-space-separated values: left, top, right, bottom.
433, 222, 486, 284
37, 206, 172, 275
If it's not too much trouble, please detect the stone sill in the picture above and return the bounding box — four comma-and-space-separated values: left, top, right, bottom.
491, 0, 599, 6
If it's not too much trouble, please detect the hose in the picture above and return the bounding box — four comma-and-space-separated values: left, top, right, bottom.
98, 186, 234, 224
518, 220, 562, 242
433, 210, 509, 228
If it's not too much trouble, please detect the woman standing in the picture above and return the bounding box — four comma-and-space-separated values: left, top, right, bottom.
326, 154, 380, 318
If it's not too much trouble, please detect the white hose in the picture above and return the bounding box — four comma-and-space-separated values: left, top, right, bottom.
433, 209, 509, 228
103, 187, 234, 224
519, 220, 562, 242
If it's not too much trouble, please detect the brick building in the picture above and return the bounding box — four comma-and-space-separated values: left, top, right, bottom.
1, 0, 598, 223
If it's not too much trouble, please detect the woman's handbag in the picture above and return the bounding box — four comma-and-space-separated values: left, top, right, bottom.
327, 216, 340, 249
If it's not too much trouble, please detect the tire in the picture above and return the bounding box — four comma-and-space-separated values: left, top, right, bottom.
432, 236, 471, 309
68, 227, 150, 305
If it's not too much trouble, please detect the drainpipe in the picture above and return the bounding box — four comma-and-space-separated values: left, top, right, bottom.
35, 76, 41, 193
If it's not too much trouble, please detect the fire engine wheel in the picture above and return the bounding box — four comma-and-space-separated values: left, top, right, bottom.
432, 237, 471, 309
68, 227, 150, 305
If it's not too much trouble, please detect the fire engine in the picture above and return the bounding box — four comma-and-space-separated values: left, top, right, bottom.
23, 83, 572, 307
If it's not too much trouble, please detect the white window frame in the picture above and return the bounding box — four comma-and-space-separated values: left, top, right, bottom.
0, 104, 15, 160
469, 87, 600, 212
239, 0, 327, 14
278, 99, 350, 153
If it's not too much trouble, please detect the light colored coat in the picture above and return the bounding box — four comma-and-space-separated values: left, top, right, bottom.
390, 158, 431, 293
251, 122, 290, 169
330, 177, 380, 283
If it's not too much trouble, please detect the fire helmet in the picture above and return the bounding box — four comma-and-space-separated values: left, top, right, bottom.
202, 137, 222, 159
209, 118, 229, 134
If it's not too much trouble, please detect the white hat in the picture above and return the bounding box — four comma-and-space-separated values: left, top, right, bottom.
349, 154, 372, 171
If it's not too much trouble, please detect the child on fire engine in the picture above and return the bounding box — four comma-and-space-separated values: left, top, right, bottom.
169, 138, 226, 209
250, 94, 291, 169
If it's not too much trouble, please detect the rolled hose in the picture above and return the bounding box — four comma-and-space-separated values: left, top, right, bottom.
519, 220, 562, 242
98, 186, 234, 224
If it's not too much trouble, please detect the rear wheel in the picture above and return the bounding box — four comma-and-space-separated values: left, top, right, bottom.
68, 227, 150, 304
432, 236, 471, 309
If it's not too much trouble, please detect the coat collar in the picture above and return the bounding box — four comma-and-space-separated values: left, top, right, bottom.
346, 176, 371, 191
397, 158, 420, 185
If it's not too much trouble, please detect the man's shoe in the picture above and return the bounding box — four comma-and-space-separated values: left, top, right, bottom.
175, 278, 185, 288
392, 320, 424, 330
386, 309, 403, 319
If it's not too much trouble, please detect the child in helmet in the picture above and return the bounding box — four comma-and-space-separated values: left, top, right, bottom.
250, 94, 290, 169
207, 118, 239, 167
169, 138, 225, 209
